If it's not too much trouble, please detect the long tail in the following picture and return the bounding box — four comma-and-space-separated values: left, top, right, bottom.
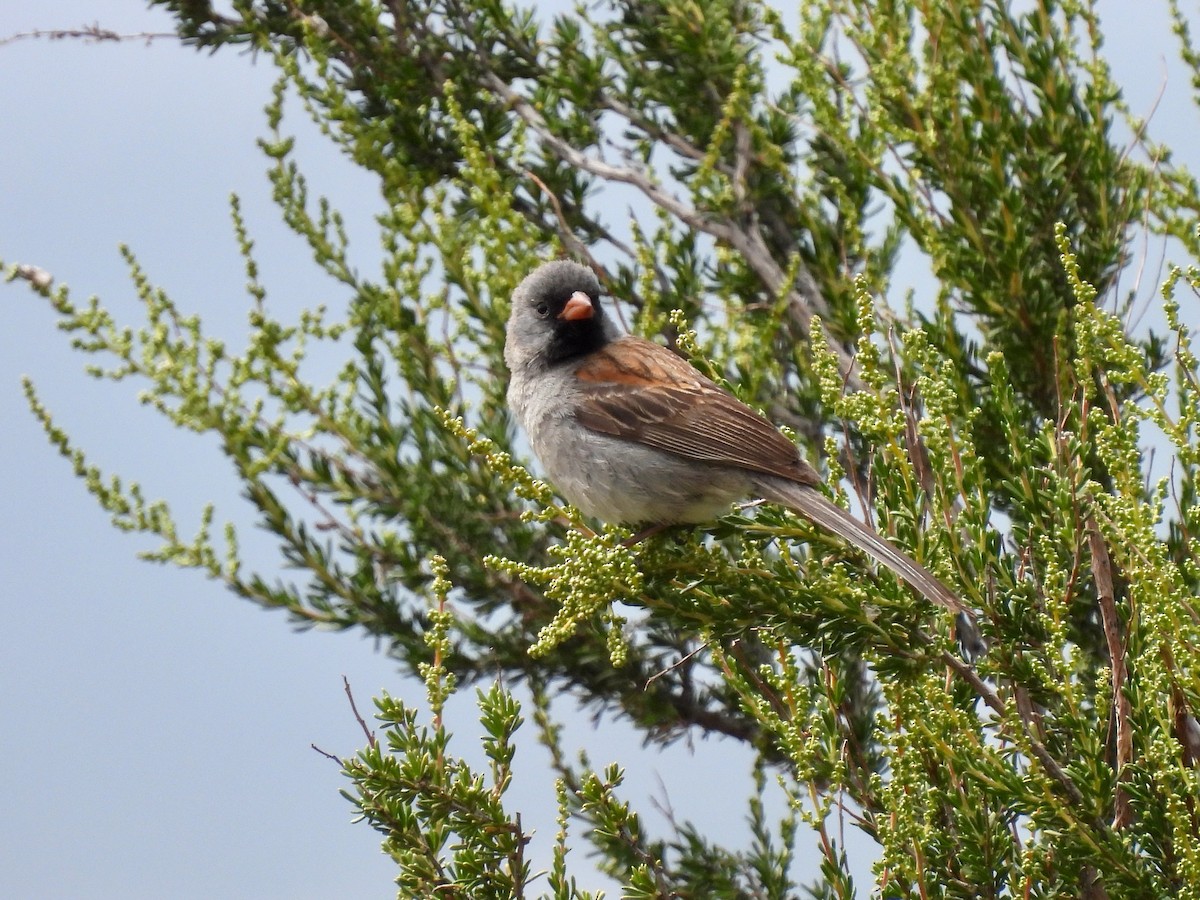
758, 480, 964, 613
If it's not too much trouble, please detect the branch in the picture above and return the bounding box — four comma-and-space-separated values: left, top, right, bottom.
0, 24, 178, 48
482, 71, 863, 386
343, 675, 377, 749
1087, 515, 1132, 829
938, 649, 1088, 809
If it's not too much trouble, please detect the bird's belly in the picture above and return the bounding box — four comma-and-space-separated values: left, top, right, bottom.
529, 414, 750, 525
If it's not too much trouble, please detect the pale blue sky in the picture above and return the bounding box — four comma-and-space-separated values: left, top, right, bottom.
0, 2, 1192, 898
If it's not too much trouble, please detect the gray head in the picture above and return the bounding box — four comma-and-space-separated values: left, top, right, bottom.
505, 260, 617, 371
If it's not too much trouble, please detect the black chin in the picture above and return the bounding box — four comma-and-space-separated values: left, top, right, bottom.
544, 318, 608, 364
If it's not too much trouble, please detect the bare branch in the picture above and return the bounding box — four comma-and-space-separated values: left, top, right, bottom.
1087, 515, 1132, 829
0, 24, 178, 48
344, 675, 377, 749
600, 94, 710, 165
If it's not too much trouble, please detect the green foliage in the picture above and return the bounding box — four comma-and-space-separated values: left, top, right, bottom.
7, 0, 1200, 896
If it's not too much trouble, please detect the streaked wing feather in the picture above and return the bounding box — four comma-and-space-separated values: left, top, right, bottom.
573, 338, 819, 485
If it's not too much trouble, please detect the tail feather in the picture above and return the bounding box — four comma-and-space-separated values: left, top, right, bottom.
758, 480, 964, 613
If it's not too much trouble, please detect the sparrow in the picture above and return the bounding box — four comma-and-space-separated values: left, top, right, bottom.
504, 259, 963, 612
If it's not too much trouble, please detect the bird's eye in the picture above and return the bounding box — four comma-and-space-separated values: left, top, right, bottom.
534, 302, 550, 318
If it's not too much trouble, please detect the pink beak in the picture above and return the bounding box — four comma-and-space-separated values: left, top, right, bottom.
558, 291, 594, 321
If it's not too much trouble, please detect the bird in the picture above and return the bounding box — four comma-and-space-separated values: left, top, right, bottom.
504, 259, 963, 613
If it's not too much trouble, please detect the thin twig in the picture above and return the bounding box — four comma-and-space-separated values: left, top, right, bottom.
310, 742, 343, 764
344, 675, 377, 749
0, 24, 177, 48
645, 641, 708, 689
1087, 515, 1132, 829
523, 168, 590, 262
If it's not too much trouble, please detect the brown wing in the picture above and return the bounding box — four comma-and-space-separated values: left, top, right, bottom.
573, 336, 820, 486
